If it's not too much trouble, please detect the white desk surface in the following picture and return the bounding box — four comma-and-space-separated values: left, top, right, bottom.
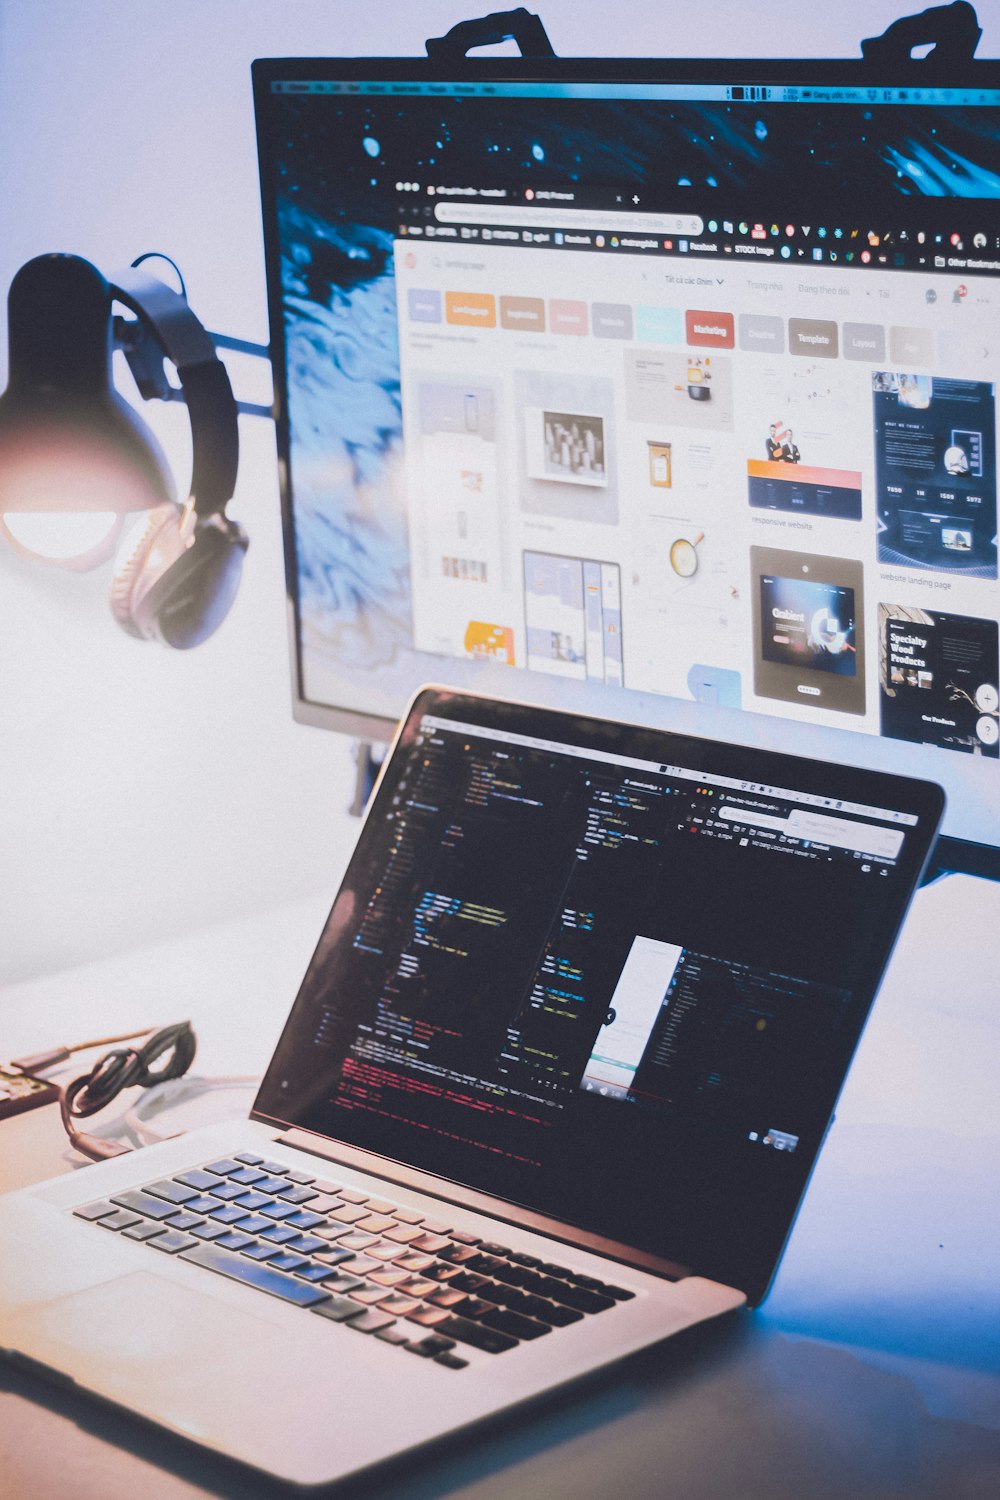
2, 872, 999, 1499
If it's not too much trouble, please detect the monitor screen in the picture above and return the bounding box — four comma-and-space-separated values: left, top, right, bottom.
252, 57, 1000, 864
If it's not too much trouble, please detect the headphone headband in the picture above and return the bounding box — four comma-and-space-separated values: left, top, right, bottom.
110, 266, 239, 517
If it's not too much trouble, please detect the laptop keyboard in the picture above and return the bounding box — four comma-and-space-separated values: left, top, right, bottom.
72, 1152, 635, 1370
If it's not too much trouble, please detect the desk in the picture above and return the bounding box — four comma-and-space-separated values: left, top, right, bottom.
2, 875, 999, 1499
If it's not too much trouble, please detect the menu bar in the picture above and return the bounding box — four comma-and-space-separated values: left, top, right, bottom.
272, 80, 1000, 108
421, 717, 918, 824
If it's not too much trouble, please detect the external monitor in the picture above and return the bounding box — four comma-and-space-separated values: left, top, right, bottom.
252, 55, 1000, 874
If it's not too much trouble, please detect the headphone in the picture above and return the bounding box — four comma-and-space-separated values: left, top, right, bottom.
108, 263, 248, 648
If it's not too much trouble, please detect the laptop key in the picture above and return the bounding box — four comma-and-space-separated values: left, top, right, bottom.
176, 1169, 220, 1192
377, 1294, 421, 1317
209, 1204, 252, 1225
260, 1223, 300, 1245
260, 1161, 289, 1176
318, 1272, 365, 1294
330, 1204, 368, 1225
241, 1241, 284, 1261
411, 1233, 450, 1253
364, 1198, 397, 1215
310, 1295, 365, 1323
233, 1153, 264, 1166
410, 1334, 456, 1357
215, 1230, 255, 1250
315, 1246, 358, 1266
185, 1194, 222, 1214
286, 1234, 326, 1255
165, 1211, 203, 1232
189, 1220, 230, 1241
544, 1302, 584, 1327
337, 1189, 368, 1205
275, 1185, 316, 1205
260, 1201, 299, 1221
111, 1190, 179, 1221
150, 1230, 198, 1255
286, 1210, 324, 1230
547, 1283, 615, 1315
347, 1310, 396, 1334
357, 1214, 395, 1234
396, 1253, 435, 1273
269, 1252, 308, 1273
209, 1182, 250, 1202
406, 1306, 452, 1328
122, 1221, 166, 1242
283, 1171, 315, 1185
97, 1210, 142, 1231
235, 1215, 272, 1235
435, 1352, 469, 1370
233, 1191, 270, 1211
383, 1224, 422, 1244
144, 1182, 199, 1206
253, 1175, 292, 1195
375, 1326, 412, 1346
73, 1201, 117, 1221
180, 1243, 328, 1306
434, 1315, 517, 1354
204, 1159, 243, 1176
295, 1262, 338, 1283
229, 1167, 267, 1185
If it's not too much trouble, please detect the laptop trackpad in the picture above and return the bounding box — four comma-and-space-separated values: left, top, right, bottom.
9, 1270, 278, 1436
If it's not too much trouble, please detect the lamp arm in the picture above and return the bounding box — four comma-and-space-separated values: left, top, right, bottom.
113, 318, 273, 421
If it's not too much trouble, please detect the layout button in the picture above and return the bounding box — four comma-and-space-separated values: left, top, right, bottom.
842, 322, 886, 361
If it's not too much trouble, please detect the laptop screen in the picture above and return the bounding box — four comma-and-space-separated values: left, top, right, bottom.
255, 687, 943, 1302
253, 58, 1000, 861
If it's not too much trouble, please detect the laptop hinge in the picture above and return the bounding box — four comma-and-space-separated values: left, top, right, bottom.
274, 1124, 692, 1282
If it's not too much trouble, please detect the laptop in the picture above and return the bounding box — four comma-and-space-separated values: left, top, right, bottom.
0, 686, 943, 1486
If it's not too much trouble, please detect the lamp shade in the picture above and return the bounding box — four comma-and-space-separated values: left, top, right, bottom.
0, 255, 175, 569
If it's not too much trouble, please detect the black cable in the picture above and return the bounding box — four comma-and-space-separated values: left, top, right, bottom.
130, 250, 187, 301
62, 1021, 196, 1123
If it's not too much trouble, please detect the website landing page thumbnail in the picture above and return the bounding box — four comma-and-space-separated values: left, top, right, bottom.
879, 605, 999, 757
873, 373, 998, 578
523, 551, 623, 685
751, 546, 866, 716
747, 458, 863, 521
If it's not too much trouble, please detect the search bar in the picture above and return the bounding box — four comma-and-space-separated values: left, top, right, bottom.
718, 806, 903, 859
434, 203, 703, 235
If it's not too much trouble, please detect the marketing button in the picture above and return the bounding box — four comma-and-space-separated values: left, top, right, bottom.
685, 310, 735, 348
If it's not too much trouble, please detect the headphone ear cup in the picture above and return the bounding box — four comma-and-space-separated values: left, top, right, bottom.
109, 502, 186, 639
150, 515, 248, 649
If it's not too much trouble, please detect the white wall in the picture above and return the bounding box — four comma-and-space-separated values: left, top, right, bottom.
0, 1, 996, 984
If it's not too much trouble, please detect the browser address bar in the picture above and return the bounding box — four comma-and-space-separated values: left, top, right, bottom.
434, 203, 703, 236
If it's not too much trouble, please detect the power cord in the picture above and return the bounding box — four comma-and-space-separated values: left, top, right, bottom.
56, 1022, 197, 1161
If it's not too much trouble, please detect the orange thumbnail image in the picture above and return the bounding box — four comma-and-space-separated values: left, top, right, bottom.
647, 441, 672, 487
464, 621, 515, 665
445, 291, 497, 328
